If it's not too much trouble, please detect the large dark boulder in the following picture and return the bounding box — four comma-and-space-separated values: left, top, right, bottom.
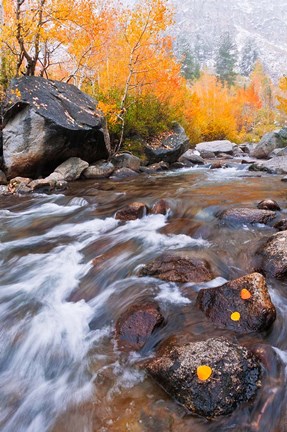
2, 77, 110, 178
146, 337, 261, 418
138, 252, 214, 283
197, 273, 276, 333
251, 128, 287, 159
144, 123, 190, 164
256, 231, 287, 279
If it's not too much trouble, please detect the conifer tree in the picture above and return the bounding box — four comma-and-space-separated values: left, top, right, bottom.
240, 39, 258, 77
215, 33, 237, 86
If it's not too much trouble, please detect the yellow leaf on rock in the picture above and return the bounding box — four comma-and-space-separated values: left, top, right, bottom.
231, 311, 241, 321
197, 365, 212, 381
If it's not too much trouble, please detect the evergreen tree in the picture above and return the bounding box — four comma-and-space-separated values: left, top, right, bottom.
215, 33, 238, 86
240, 39, 258, 77
181, 50, 200, 81
194, 34, 212, 64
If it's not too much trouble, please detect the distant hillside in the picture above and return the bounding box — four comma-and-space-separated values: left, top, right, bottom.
172, 0, 287, 80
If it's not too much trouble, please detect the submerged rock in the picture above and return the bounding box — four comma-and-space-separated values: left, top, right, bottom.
115, 303, 164, 351
82, 161, 114, 179
256, 231, 287, 279
257, 199, 281, 211
146, 337, 261, 418
274, 219, 287, 231
54, 157, 89, 181
3, 76, 110, 178
151, 199, 170, 215
138, 252, 214, 283
144, 123, 190, 164
196, 273, 276, 333
115, 202, 148, 221
218, 207, 276, 225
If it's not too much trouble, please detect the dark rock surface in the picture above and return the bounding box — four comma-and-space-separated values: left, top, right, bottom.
218, 207, 276, 225
0, 170, 7, 185
111, 167, 139, 179
251, 128, 287, 159
257, 199, 281, 211
179, 150, 204, 165
140, 161, 170, 173
139, 252, 214, 283
274, 219, 287, 231
3, 76, 110, 178
197, 273, 276, 333
256, 231, 287, 279
115, 303, 164, 351
146, 337, 261, 418
144, 124, 190, 164
115, 202, 148, 221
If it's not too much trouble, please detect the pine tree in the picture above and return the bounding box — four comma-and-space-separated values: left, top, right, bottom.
240, 39, 258, 77
181, 50, 200, 81
215, 33, 238, 87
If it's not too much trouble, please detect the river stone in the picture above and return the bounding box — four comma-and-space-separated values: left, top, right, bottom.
257, 199, 281, 211
218, 207, 276, 225
140, 161, 170, 173
2, 76, 110, 178
111, 167, 139, 179
0, 170, 7, 185
54, 157, 89, 181
251, 128, 287, 159
146, 337, 261, 418
251, 156, 287, 175
195, 140, 236, 155
82, 161, 114, 179
179, 150, 204, 165
196, 273, 276, 333
151, 199, 170, 215
28, 178, 54, 192
111, 153, 141, 172
138, 252, 214, 283
144, 123, 190, 164
256, 231, 287, 279
115, 303, 164, 351
115, 202, 148, 221
274, 219, 287, 231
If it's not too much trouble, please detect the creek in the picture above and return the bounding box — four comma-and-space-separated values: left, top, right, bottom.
0, 165, 287, 432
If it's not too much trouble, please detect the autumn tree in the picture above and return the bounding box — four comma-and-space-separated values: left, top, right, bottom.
215, 33, 237, 87
277, 76, 287, 117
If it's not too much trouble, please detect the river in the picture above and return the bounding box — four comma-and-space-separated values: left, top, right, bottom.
0, 165, 287, 432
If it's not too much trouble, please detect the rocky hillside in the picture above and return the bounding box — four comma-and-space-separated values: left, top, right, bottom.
172, 0, 287, 79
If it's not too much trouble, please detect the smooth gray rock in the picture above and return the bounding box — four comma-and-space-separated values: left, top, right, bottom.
146, 337, 261, 418
144, 123, 190, 164
251, 128, 287, 159
251, 156, 287, 174
83, 161, 114, 179
256, 231, 287, 279
196, 140, 236, 155
218, 207, 276, 225
3, 76, 110, 178
111, 167, 139, 179
54, 157, 89, 181
111, 153, 141, 172
179, 149, 204, 164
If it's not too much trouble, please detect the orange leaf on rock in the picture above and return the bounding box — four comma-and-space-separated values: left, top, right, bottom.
196, 365, 212, 381
241, 288, 252, 300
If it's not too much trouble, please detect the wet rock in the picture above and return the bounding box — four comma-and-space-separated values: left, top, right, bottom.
197, 273, 276, 333
274, 219, 287, 231
210, 161, 225, 169
140, 161, 169, 173
45, 172, 65, 182
28, 179, 54, 192
257, 199, 281, 211
0, 185, 9, 195
0, 170, 7, 185
196, 140, 236, 155
251, 128, 287, 159
233, 146, 245, 157
151, 199, 170, 215
111, 167, 139, 179
146, 337, 261, 418
199, 150, 215, 159
82, 161, 114, 179
3, 76, 110, 178
115, 202, 148, 221
170, 161, 188, 169
8, 176, 32, 193
281, 176, 287, 182
218, 207, 276, 225
251, 156, 287, 174
144, 123, 190, 164
54, 157, 89, 181
139, 252, 214, 283
217, 152, 234, 159
115, 303, 164, 350
256, 231, 287, 279
111, 153, 141, 172
179, 150, 204, 165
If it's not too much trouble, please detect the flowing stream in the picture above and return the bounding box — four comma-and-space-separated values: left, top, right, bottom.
1, 165, 287, 432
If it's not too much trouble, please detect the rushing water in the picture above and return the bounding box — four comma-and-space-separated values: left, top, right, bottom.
1, 165, 287, 432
